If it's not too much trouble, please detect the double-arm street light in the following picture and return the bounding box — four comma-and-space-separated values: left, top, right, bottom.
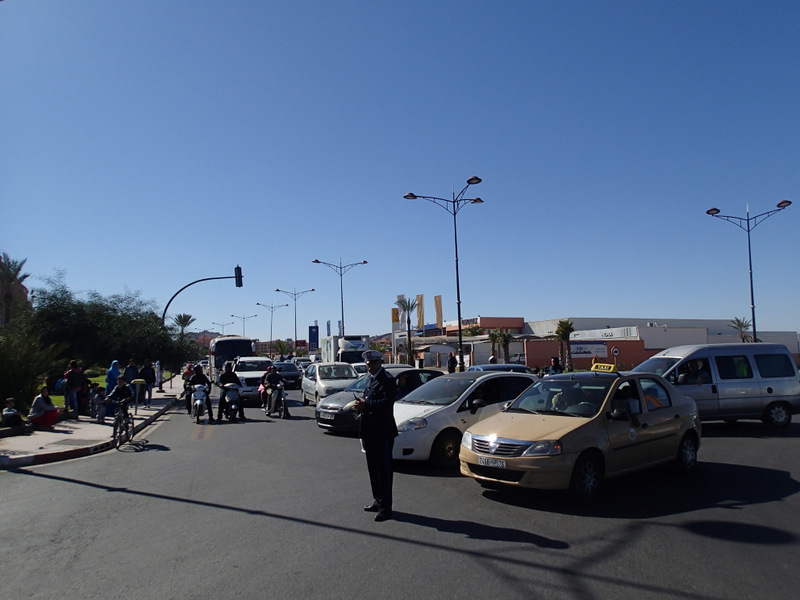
275, 288, 315, 350
706, 199, 792, 342
312, 258, 368, 337
404, 176, 483, 371
230, 313, 257, 337
211, 321, 234, 336
256, 302, 289, 355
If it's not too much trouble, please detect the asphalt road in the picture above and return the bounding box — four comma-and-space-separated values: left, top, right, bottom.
2, 390, 800, 600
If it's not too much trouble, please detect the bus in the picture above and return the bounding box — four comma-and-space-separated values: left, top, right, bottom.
208, 336, 256, 382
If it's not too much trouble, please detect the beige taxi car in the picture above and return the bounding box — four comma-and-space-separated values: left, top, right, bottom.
459, 365, 701, 500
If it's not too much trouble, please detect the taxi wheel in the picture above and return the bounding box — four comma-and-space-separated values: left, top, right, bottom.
569, 452, 602, 502
674, 434, 698, 472
430, 430, 462, 469
763, 402, 791, 429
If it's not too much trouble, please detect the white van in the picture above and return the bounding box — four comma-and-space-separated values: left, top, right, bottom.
633, 343, 800, 428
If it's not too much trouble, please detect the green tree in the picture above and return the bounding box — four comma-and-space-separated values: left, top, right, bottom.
729, 317, 753, 342
498, 331, 513, 364
172, 313, 196, 340
273, 339, 289, 357
0, 252, 30, 328
488, 329, 500, 360
395, 296, 418, 365
555, 319, 575, 369
463, 325, 484, 337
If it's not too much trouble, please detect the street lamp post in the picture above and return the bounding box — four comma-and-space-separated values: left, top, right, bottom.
706, 199, 792, 342
230, 313, 257, 337
275, 288, 315, 351
211, 321, 234, 336
404, 176, 483, 371
256, 302, 289, 356
312, 258, 368, 337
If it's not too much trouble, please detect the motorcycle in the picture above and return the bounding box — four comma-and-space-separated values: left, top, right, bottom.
190, 384, 209, 424
266, 381, 290, 419
222, 383, 241, 422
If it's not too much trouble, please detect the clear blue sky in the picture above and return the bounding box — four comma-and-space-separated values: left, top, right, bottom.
2, 1, 798, 343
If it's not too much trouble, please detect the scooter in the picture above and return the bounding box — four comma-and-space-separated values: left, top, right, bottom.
222, 383, 241, 422
190, 384, 208, 424
267, 381, 290, 419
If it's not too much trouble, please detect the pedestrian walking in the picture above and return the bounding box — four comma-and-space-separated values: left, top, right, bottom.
447, 352, 457, 374
353, 350, 397, 522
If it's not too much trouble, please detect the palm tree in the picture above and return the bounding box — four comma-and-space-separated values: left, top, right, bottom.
273, 339, 289, 358
729, 317, 753, 342
555, 319, 575, 370
488, 329, 500, 361
395, 296, 417, 365
498, 331, 513, 363
172, 313, 196, 340
0, 253, 30, 328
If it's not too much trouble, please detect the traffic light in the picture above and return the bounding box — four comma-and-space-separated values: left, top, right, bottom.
234, 265, 243, 287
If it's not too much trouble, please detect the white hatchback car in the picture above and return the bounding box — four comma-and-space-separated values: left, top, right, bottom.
301, 362, 359, 406
393, 371, 537, 468
232, 356, 273, 403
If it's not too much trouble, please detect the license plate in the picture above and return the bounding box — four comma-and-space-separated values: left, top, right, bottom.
478, 456, 506, 469
319, 412, 334, 421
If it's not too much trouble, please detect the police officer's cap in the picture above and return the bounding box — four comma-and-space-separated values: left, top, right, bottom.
362, 350, 384, 363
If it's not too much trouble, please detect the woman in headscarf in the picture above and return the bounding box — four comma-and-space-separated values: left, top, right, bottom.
105, 360, 121, 394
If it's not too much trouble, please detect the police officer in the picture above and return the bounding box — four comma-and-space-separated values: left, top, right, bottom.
353, 350, 397, 522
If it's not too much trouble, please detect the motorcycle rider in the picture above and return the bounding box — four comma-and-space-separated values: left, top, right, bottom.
186, 364, 214, 422
262, 365, 290, 418
217, 362, 243, 421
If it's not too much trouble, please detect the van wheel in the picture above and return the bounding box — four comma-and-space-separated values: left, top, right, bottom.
674, 433, 698, 472
763, 402, 791, 429
569, 452, 603, 502
430, 430, 462, 469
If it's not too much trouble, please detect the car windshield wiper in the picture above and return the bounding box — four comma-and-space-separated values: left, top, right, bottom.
530, 409, 579, 416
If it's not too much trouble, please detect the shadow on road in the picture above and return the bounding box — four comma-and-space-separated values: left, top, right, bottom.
480, 461, 800, 520
700, 421, 800, 439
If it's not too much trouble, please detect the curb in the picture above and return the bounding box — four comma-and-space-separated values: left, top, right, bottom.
0, 399, 176, 470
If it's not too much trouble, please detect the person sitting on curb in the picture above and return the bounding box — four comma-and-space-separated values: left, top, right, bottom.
3, 398, 25, 428
28, 387, 61, 430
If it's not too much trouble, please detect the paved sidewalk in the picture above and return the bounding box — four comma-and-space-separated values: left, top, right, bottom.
0, 378, 183, 469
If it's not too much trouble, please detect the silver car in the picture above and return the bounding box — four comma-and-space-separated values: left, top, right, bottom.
301, 362, 359, 406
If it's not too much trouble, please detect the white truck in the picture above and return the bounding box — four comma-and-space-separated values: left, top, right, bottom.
320, 335, 370, 364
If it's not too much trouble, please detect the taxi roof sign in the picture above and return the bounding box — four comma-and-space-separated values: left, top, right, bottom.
590, 362, 618, 373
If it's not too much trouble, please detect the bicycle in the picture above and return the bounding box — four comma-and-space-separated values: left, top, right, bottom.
112, 398, 136, 448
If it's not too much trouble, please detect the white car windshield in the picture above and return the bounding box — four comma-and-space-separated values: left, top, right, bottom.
398, 376, 476, 406
235, 361, 271, 371
319, 365, 357, 380
632, 357, 679, 376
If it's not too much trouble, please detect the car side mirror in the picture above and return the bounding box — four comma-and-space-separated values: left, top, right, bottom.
608, 407, 630, 421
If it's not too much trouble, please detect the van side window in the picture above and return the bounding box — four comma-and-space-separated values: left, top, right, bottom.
715, 355, 753, 379
640, 378, 672, 410
754, 353, 795, 378
676, 358, 712, 385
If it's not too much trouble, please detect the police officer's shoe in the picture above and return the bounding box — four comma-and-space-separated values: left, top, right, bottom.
363, 502, 380, 512
374, 510, 393, 522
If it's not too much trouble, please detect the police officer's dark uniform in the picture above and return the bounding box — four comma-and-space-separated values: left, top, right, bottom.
187, 365, 214, 422
354, 350, 397, 522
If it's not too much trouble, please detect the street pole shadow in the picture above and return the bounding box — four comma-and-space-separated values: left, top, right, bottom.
392, 511, 569, 549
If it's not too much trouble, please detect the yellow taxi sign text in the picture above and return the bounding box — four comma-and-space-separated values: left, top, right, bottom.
590, 362, 617, 373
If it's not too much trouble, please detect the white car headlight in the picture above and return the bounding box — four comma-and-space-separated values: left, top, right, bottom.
461, 431, 473, 449
522, 440, 562, 457
398, 417, 427, 432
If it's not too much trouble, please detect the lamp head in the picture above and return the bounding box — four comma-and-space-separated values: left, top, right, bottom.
471, 197, 484, 204
777, 199, 792, 209
706, 207, 721, 216
466, 176, 482, 185
404, 193, 418, 200
312, 259, 320, 263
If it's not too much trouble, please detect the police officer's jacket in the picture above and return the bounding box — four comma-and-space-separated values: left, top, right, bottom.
359, 367, 398, 440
